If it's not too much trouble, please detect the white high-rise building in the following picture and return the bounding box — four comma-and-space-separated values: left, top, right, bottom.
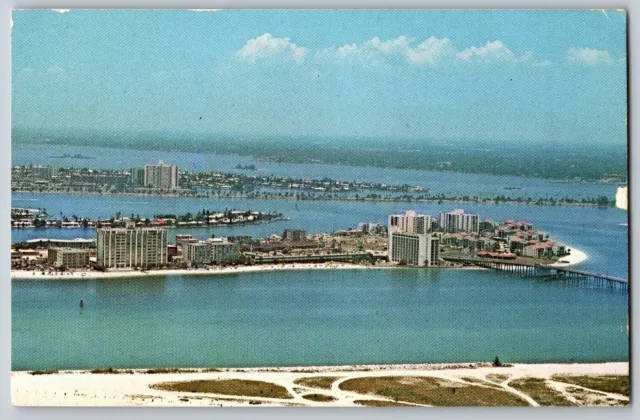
97, 222, 168, 269
144, 160, 179, 190
439, 209, 480, 233
388, 210, 432, 235
389, 232, 440, 266
387, 210, 439, 267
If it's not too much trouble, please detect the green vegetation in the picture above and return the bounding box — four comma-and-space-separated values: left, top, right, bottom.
144, 368, 192, 374
151, 379, 293, 399
301, 393, 337, 402
293, 376, 342, 390
551, 374, 629, 397
354, 399, 418, 407
29, 370, 59, 375
89, 367, 133, 374
339, 376, 530, 407
493, 356, 502, 367
508, 377, 576, 406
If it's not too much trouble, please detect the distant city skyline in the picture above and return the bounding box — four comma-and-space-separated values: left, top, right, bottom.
12, 9, 627, 145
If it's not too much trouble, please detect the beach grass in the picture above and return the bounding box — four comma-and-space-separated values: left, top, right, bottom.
293, 376, 342, 390
508, 377, 576, 406
339, 376, 530, 406
29, 370, 59, 375
301, 393, 337, 402
485, 374, 510, 383
150, 379, 293, 399
550, 374, 629, 397
90, 368, 133, 374
144, 368, 193, 374
354, 399, 418, 407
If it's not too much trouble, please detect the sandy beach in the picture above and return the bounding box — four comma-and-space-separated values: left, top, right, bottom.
550, 246, 588, 267
11, 262, 392, 280
11, 362, 628, 407
11, 245, 589, 280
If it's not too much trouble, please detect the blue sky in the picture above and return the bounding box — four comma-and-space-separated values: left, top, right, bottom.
11, 9, 627, 145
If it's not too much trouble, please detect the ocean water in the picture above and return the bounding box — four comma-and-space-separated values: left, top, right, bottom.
12, 269, 629, 371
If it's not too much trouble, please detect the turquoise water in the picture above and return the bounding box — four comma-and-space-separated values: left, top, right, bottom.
12, 269, 628, 370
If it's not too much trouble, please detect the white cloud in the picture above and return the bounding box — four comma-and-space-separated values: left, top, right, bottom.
567, 47, 613, 65
321, 36, 456, 66
237, 33, 309, 64
52, 9, 70, 14
456, 40, 531, 63
187, 9, 223, 12
407, 37, 457, 65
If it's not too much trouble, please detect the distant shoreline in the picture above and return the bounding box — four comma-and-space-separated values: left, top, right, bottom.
11, 189, 616, 208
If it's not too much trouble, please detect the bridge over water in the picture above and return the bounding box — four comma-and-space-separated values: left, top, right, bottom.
442, 255, 628, 292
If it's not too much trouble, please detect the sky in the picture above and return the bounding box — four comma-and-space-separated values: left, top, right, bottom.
11, 9, 628, 145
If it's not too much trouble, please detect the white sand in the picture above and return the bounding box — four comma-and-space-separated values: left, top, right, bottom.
11, 362, 628, 407
11, 262, 388, 280
550, 246, 588, 267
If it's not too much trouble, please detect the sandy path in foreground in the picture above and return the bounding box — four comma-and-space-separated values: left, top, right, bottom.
11, 362, 628, 407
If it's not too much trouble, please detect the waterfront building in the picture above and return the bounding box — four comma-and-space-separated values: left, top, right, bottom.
183, 238, 239, 265
439, 209, 479, 233
96, 222, 168, 269
143, 160, 179, 190
389, 232, 440, 267
130, 167, 146, 186
388, 210, 432, 235
183, 241, 213, 264
282, 229, 307, 242
33, 165, 57, 180
48, 247, 90, 268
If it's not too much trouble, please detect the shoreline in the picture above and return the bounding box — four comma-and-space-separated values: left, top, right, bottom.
10, 263, 392, 280
12, 361, 629, 407
11, 189, 617, 208
549, 245, 588, 267
11, 246, 592, 280
11, 263, 491, 280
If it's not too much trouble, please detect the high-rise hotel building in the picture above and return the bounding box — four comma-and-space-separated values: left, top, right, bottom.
387, 210, 439, 267
388, 210, 431, 235
439, 209, 480, 233
97, 222, 168, 269
143, 160, 179, 190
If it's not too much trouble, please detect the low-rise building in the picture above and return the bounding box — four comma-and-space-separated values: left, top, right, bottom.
183, 239, 239, 265
48, 247, 90, 268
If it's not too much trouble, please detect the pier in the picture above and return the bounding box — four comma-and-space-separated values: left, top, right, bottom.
442, 255, 628, 292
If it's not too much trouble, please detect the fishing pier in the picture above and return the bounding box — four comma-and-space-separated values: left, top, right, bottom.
443, 256, 628, 291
